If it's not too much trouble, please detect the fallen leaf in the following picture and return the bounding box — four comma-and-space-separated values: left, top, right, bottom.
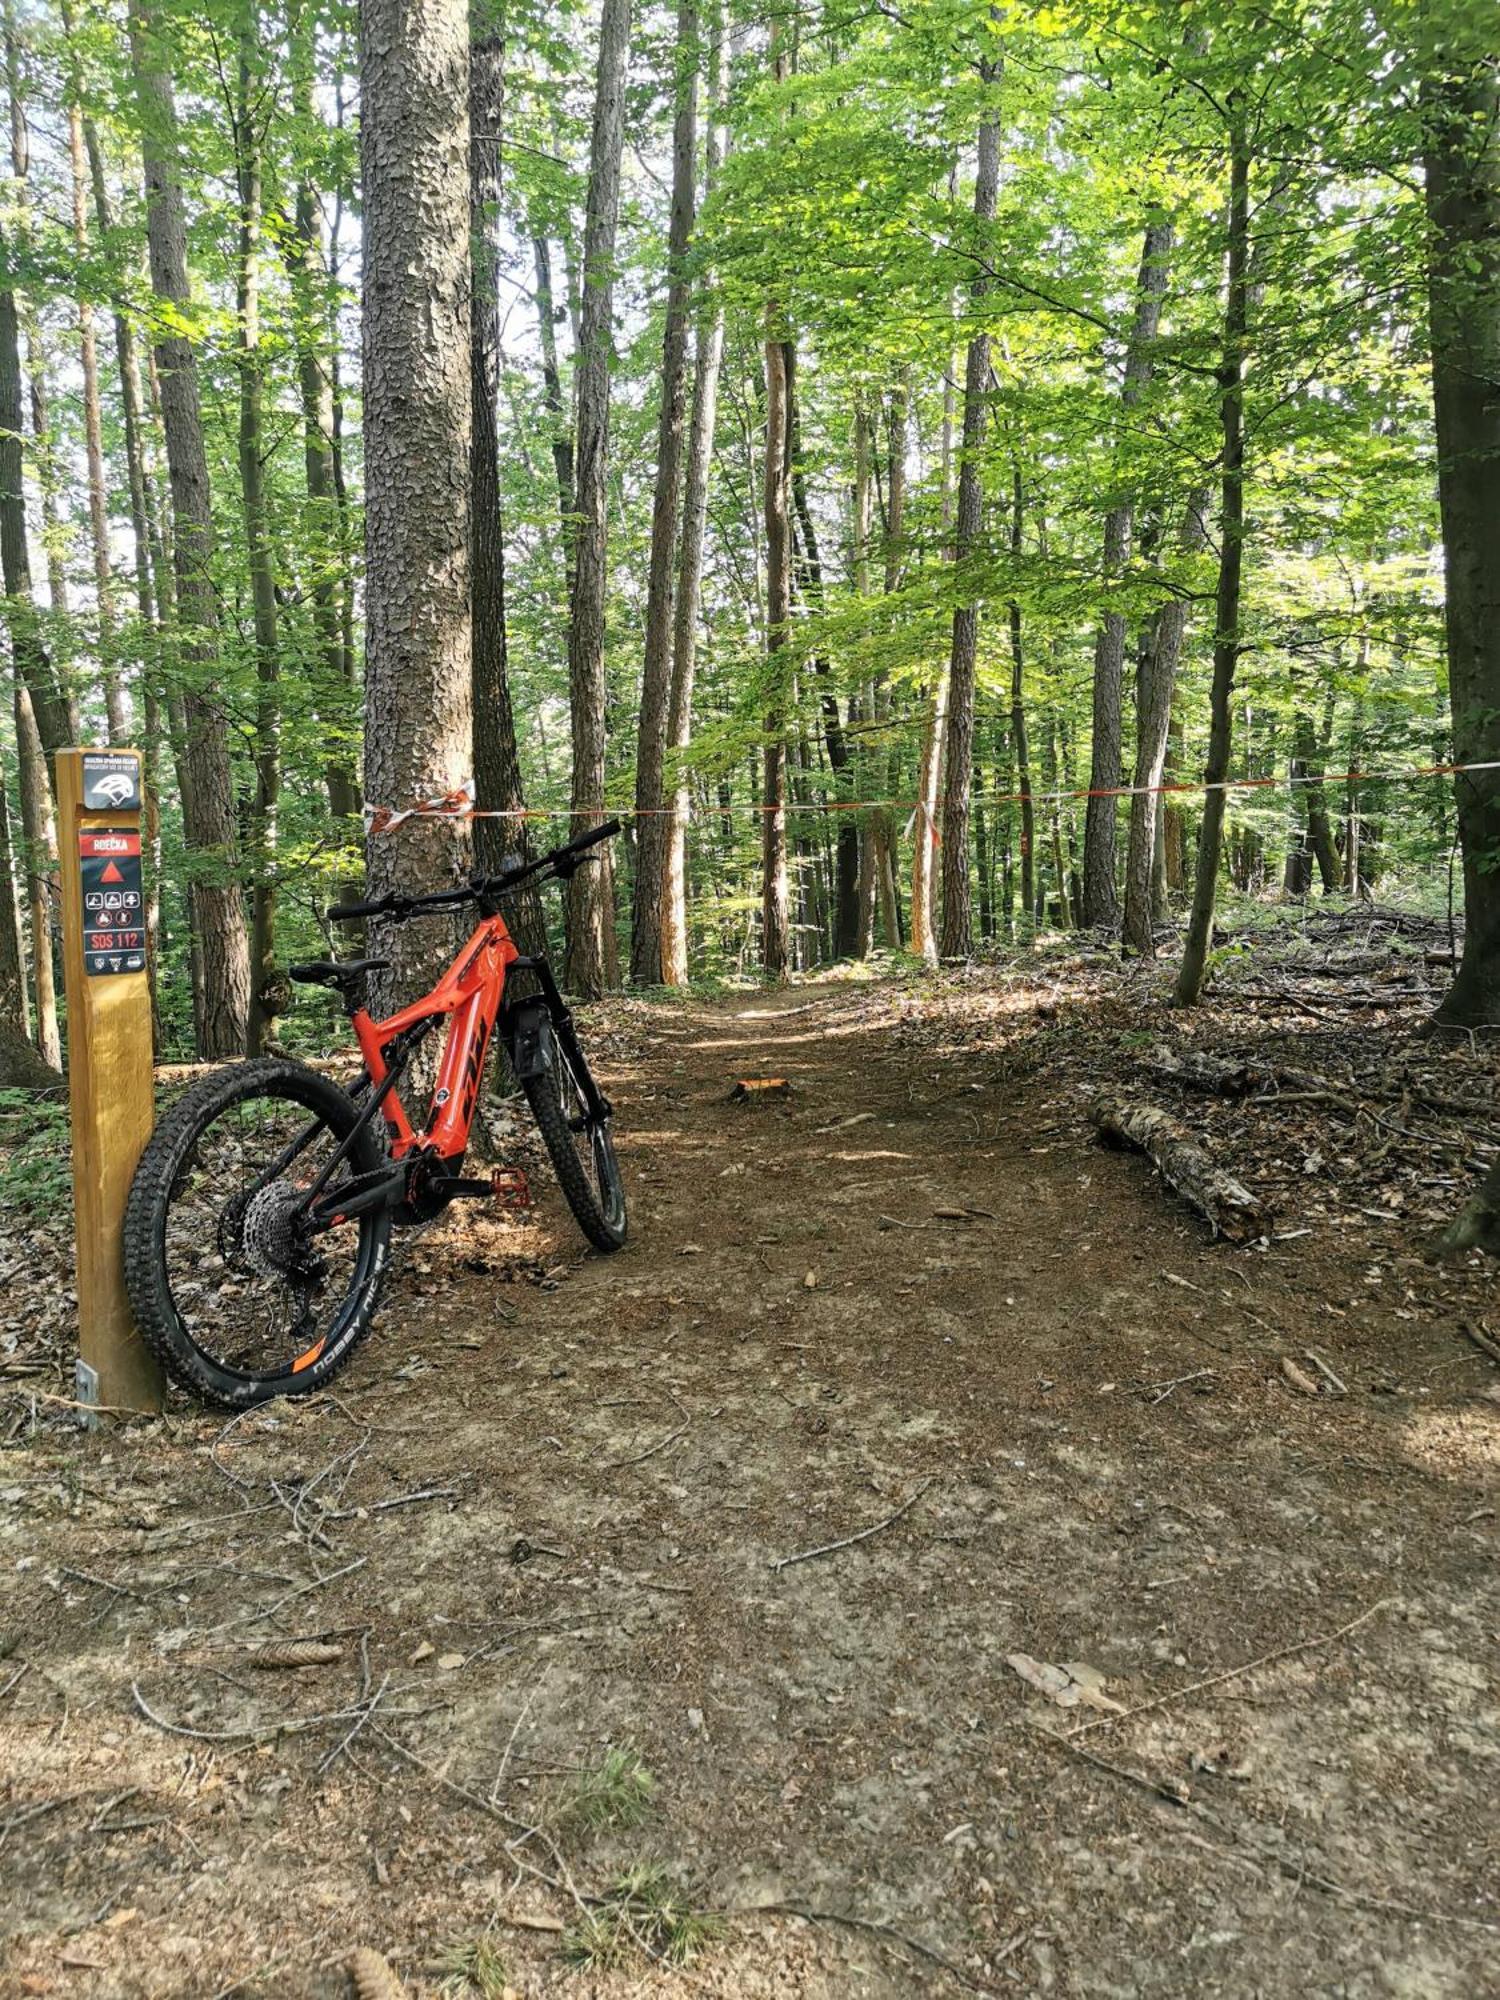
436, 1652, 465, 1672
409, 1640, 434, 1664
803, 1270, 818, 1289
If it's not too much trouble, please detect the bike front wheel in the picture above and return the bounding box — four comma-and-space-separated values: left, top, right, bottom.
123, 1058, 392, 1407
520, 1028, 627, 1253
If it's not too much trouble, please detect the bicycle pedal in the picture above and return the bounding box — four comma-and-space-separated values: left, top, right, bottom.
492, 1167, 534, 1211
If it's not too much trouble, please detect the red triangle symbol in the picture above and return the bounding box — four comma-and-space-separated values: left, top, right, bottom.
100, 861, 124, 884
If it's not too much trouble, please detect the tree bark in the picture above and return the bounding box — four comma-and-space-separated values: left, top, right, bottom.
233, 30, 284, 1057
65, 82, 129, 743
939, 66, 1001, 960
563, 0, 631, 997
469, 27, 544, 957
1177, 110, 1250, 1008
1091, 1094, 1270, 1243
761, 325, 793, 981
129, 0, 250, 1057
662, 9, 725, 987
1424, 55, 1500, 1026
359, 0, 475, 1012
285, 13, 362, 913
1122, 489, 1210, 955
1082, 215, 1173, 930
632, 0, 698, 984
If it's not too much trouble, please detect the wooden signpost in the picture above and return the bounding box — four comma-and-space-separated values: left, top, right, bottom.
57, 748, 164, 1417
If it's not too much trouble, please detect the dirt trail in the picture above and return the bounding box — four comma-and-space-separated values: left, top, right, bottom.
3, 978, 1498, 1998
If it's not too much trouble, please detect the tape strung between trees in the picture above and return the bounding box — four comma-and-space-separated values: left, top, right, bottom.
1089, 1093, 1272, 1244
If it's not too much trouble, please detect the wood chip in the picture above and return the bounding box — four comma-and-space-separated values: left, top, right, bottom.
1280, 1356, 1321, 1397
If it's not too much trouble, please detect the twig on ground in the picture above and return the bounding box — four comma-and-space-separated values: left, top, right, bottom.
1036, 1727, 1500, 1933
1460, 1322, 1500, 1367
1144, 1369, 1215, 1405
745, 1900, 1005, 1995
605, 1421, 688, 1470
1304, 1349, 1348, 1396
770, 1479, 932, 1573
1066, 1598, 1391, 1739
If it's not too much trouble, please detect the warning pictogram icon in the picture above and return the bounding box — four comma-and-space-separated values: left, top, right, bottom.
101, 860, 125, 885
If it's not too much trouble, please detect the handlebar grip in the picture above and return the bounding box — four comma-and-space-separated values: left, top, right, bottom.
329, 896, 397, 924
564, 817, 622, 856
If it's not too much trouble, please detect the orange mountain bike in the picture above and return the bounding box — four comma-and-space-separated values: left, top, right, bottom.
123, 822, 626, 1407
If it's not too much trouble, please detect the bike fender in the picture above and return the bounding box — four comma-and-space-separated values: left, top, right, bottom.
508, 1002, 554, 1081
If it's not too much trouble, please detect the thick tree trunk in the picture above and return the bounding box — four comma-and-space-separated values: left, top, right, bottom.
129, 0, 250, 1057
469, 28, 544, 959
233, 37, 284, 1057
563, 0, 630, 997
939, 74, 1001, 960
1177, 112, 1250, 1007
1122, 489, 1210, 955
286, 22, 362, 913
632, 0, 698, 984
1424, 57, 1500, 1026
1082, 216, 1173, 930
359, 0, 474, 1012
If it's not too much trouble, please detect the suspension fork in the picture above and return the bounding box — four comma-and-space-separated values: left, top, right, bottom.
503, 957, 613, 1122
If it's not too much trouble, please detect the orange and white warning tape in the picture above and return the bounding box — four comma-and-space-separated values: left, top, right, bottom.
364, 761, 1500, 835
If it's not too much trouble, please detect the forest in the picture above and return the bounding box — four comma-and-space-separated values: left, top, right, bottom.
0, 0, 1494, 1072
2, 2, 1499, 1989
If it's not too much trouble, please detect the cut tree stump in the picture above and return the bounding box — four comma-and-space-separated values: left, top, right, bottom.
1090, 1093, 1271, 1244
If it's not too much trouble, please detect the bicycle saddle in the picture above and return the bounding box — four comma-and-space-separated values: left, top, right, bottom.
288, 957, 391, 994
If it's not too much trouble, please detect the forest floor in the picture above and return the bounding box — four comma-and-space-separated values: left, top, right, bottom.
2, 908, 1499, 2000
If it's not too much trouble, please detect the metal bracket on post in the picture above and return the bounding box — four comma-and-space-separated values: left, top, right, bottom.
57, 748, 164, 1419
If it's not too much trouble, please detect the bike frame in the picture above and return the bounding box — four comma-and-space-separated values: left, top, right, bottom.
352, 912, 520, 1161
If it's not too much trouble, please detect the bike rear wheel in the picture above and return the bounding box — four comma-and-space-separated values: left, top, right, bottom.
123, 1058, 392, 1407
520, 1028, 627, 1253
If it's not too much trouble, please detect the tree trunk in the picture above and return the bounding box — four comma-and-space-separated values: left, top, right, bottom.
761, 325, 793, 981
129, 0, 250, 1057
532, 232, 577, 591
1424, 56, 1500, 1026
939, 70, 1001, 960
563, 0, 631, 997
1177, 110, 1250, 1008
65, 79, 129, 743
1082, 215, 1173, 930
1122, 489, 1210, 954
469, 27, 544, 959
233, 32, 283, 1057
0, 286, 71, 772
286, 16, 362, 913
662, 11, 725, 987
359, 0, 475, 1013
0, 771, 29, 1043
632, 0, 697, 984
911, 342, 956, 964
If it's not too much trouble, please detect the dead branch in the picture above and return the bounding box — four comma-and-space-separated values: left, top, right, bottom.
770, 1479, 932, 1573
1066, 1598, 1391, 1740
1090, 1094, 1271, 1243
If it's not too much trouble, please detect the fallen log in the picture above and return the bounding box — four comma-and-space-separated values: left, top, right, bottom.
1090, 1093, 1272, 1244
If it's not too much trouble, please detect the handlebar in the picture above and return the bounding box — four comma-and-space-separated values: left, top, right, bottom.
328, 818, 621, 927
